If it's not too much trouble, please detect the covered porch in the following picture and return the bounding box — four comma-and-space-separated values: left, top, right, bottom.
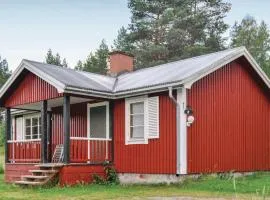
5, 95, 113, 165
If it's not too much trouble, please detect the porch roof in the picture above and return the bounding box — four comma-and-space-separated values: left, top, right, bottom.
1, 47, 269, 100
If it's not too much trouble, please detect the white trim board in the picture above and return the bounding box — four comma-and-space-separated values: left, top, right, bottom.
177, 88, 187, 175
125, 95, 148, 145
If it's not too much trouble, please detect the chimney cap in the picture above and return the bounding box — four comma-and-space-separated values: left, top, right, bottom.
109, 51, 134, 57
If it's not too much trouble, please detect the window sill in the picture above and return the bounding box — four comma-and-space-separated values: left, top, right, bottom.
125, 138, 148, 145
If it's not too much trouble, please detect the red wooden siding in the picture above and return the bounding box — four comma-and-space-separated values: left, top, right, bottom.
51, 103, 88, 157
113, 94, 176, 174
59, 165, 105, 185
70, 140, 112, 163
5, 163, 104, 185
5, 164, 38, 183
187, 60, 270, 173
4, 72, 61, 107
51, 102, 112, 163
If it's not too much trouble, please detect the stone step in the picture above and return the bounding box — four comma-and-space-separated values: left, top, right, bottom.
15, 180, 43, 186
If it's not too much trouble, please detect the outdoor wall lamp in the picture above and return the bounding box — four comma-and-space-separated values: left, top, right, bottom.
185, 106, 195, 127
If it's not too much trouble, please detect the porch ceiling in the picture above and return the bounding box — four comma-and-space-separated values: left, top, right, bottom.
13, 96, 94, 111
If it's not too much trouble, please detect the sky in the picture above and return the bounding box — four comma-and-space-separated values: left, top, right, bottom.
1, 0, 270, 71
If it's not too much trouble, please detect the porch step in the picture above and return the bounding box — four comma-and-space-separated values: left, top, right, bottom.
29, 169, 59, 174
15, 166, 62, 187
21, 175, 48, 181
15, 180, 43, 186
35, 163, 64, 168
35, 163, 64, 171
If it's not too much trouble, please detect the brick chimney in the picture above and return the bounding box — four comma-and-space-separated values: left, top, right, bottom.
107, 51, 134, 76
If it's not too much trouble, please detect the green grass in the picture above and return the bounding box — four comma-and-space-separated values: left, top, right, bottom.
0, 173, 270, 199
0, 146, 4, 174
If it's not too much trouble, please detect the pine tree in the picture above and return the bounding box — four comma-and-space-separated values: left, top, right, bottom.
0, 56, 11, 88
113, 0, 231, 68
61, 58, 68, 68
45, 49, 55, 65
45, 49, 68, 67
75, 60, 83, 70
78, 40, 109, 74
54, 53, 61, 66
113, 27, 134, 53
231, 15, 270, 76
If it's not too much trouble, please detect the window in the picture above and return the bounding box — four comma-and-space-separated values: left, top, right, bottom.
87, 102, 110, 139
130, 102, 144, 139
24, 115, 41, 140
125, 96, 159, 145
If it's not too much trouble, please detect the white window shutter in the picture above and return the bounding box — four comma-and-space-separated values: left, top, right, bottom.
147, 96, 159, 139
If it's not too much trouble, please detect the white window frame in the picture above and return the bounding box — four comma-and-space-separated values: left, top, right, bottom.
23, 113, 41, 141
87, 101, 110, 140
125, 96, 148, 145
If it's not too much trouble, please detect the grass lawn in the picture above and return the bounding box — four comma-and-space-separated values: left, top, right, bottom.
0, 147, 270, 199
0, 145, 3, 173
0, 172, 270, 199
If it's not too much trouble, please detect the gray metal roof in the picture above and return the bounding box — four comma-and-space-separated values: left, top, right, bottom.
1, 46, 269, 99
23, 60, 116, 92
114, 47, 245, 92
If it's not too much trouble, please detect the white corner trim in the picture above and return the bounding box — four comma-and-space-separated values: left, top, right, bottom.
125, 95, 148, 145
87, 101, 110, 139
177, 88, 187, 175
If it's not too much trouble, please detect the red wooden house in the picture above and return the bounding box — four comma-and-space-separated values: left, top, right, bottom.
1, 47, 270, 185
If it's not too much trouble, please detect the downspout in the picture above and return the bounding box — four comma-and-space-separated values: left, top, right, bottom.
168, 87, 181, 175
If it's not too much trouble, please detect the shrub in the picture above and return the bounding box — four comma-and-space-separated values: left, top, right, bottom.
93, 163, 119, 185
104, 164, 119, 184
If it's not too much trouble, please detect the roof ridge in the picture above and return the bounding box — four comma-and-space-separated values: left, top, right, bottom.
23, 59, 116, 80
23, 59, 82, 73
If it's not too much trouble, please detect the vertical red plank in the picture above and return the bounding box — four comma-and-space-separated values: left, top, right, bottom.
4, 72, 62, 107
113, 95, 177, 174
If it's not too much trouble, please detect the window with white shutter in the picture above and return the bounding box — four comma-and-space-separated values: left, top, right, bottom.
125, 95, 159, 145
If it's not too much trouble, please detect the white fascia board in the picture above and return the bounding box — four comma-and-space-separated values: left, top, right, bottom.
183, 47, 270, 89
